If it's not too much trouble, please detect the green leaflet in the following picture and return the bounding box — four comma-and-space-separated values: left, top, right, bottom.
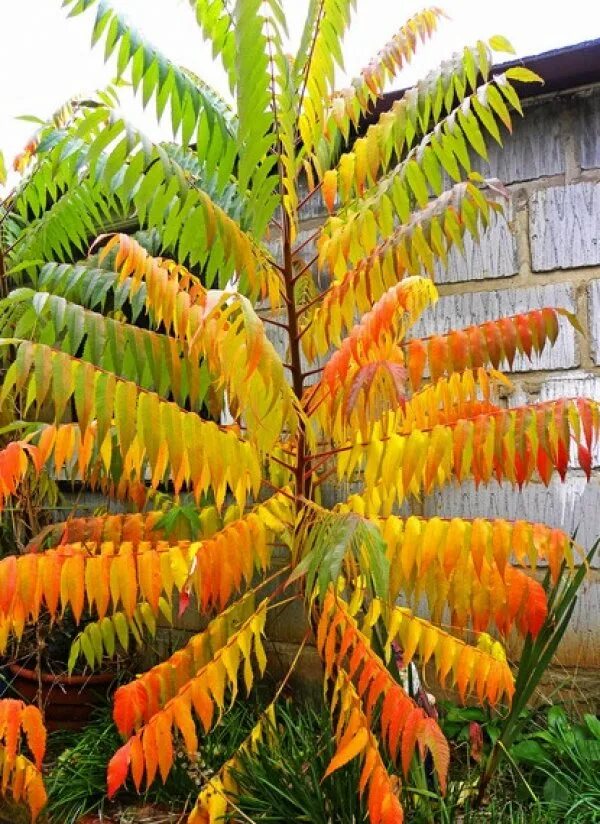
298, 0, 357, 153
0, 338, 262, 509
233, 0, 281, 228
188, 0, 237, 92
63, 0, 237, 182
289, 511, 389, 603
11, 181, 117, 274
0, 288, 210, 410
68, 599, 168, 674
304, 8, 445, 166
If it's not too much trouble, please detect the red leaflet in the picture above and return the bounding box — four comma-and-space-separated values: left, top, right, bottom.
107, 741, 132, 798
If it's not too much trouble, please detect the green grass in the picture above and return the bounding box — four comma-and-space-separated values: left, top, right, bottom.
44, 699, 265, 824
43, 696, 599, 824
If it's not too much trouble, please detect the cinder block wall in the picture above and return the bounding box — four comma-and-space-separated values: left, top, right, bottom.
265, 85, 600, 707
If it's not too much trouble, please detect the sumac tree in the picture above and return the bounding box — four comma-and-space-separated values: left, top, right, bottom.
0, 2, 595, 822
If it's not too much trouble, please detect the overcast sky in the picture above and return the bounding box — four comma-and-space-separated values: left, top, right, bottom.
1, 0, 600, 189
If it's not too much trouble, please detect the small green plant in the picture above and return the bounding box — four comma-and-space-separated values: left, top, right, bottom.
229, 701, 365, 823
510, 706, 600, 823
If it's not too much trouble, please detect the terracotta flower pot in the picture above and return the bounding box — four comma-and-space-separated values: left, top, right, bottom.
8, 663, 114, 731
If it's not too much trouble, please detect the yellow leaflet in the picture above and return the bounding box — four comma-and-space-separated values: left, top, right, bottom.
221, 644, 241, 703
168, 546, 191, 590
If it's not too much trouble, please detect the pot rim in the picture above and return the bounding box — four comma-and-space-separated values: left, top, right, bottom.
8, 662, 115, 686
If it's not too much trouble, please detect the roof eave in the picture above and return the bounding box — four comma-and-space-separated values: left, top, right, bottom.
372, 37, 600, 124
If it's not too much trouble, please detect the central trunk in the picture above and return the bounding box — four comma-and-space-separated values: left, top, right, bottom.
281, 210, 309, 506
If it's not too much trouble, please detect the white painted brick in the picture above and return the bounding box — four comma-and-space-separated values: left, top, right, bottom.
434, 201, 518, 284
265, 227, 317, 265
423, 475, 600, 560
264, 319, 289, 364
530, 183, 600, 271
588, 280, 600, 364
509, 372, 600, 468
266, 227, 330, 290
409, 283, 579, 371
263, 310, 326, 386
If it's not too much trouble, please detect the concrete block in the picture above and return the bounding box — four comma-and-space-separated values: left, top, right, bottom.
263, 311, 327, 386
548, 574, 600, 670
264, 640, 324, 696
265, 227, 317, 266
434, 200, 518, 284
297, 178, 328, 220
473, 100, 565, 183
579, 91, 600, 170
530, 182, 600, 271
409, 282, 579, 371
588, 280, 600, 364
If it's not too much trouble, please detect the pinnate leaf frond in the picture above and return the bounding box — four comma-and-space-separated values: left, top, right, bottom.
326, 669, 405, 822
328, 64, 528, 227
99, 234, 297, 448
0, 441, 41, 512
37, 502, 227, 552
318, 8, 445, 155
1, 340, 262, 509
36, 259, 149, 322
343, 506, 574, 636
68, 598, 171, 673
314, 365, 505, 444
113, 589, 260, 737
107, 599, 269, 796
297, 0, 357, 155
234, 0, 286, 229
395, 367, 506, 431
290, 509, 389, 602
305, 180, 502, 359
0, 700, 47, 822
336, 397, 600, 512
187, 0, 237, 91
404, 307, 576, 391
318, 591, 449, 794
370, 603, 514, 705
12, 180, 118, 271
29, 511, 167, 552
1, 288, 212, 412
188, 701, 278, 823
63, 0, 237, 166
310, 275, 438, 436
0, 493, 291, 648
322, 36, 523, 195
